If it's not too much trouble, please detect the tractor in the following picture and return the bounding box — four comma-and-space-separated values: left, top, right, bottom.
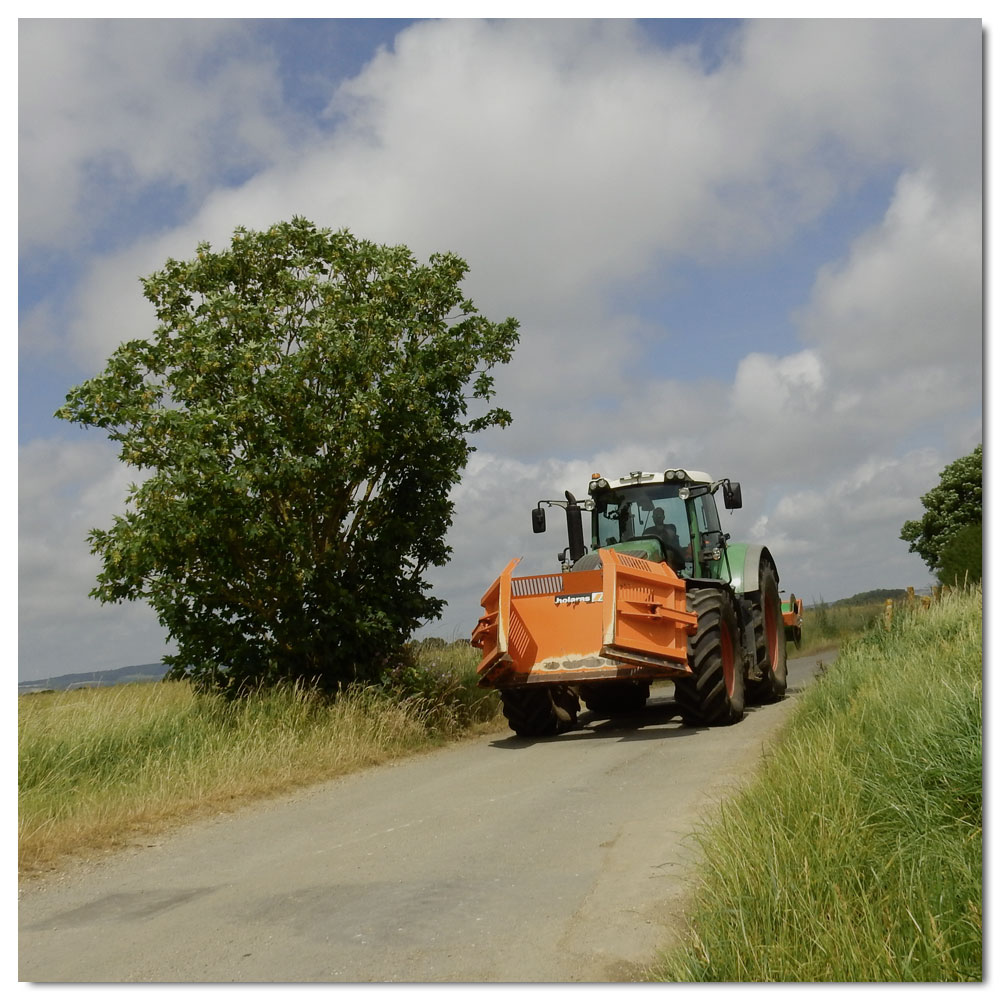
471, 469, 803, 738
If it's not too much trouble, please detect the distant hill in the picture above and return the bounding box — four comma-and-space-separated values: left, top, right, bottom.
827, 589, 910, 608
18, 662, 169, 694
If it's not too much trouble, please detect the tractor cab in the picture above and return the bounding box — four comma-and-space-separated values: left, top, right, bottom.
530, 469, 742, 580
585, 470, 740, 581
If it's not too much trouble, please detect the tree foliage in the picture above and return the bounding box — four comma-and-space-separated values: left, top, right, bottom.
57, 219, 519, 694
936, 522, 982, 587
829, 589, 907, 608
900, 444, 982, 573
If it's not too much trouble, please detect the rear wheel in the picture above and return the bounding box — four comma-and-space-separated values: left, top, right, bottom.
675, 588, 745, 726
745, 562, 787, 704
500, 685, 579, 737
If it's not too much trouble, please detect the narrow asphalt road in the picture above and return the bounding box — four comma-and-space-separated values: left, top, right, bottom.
19, 652, 830, 983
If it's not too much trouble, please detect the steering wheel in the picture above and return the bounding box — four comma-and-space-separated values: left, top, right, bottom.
637, 533, 686, 572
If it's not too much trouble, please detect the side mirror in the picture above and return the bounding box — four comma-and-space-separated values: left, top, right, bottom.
531, 507, 547, 533
723, 481, 743, 510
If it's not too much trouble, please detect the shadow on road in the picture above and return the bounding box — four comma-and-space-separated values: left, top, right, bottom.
489, 696, 693, 748
491, 654, 829, 749
488, 694, 785, 749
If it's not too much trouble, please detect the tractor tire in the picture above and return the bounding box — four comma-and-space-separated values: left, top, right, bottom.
500, 685, 579, 737
580, 681, 650, 716
745, 561, 788, 704
674, 587, 745, 726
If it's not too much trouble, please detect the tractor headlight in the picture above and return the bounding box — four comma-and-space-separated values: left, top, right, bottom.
678, 486, 690, 500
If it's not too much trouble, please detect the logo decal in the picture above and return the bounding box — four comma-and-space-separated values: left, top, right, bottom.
554, 592, 604, 605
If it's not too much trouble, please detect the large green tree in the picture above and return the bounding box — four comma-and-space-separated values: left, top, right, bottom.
900, 444, 982, 575
57, 219, 519, 693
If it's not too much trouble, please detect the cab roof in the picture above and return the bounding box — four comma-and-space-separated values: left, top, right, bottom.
595, 469, 713, 488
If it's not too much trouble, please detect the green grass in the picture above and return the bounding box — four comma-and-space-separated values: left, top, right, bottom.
19, 642, 501, 874
652, 586, 982, 982
794, 599, 890, 656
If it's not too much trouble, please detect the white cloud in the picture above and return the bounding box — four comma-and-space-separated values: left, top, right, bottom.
19, 20, 295, 251
799, 170, 982, 379
18, 438, 173, 678
730, 19, 981, 195
731, 350, 825, 420
750, 449, 945, 600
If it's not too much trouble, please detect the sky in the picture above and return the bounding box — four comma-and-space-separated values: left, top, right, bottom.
17, 15, 986, 683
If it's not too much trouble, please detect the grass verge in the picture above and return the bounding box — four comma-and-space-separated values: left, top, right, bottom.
793, 599, 889, 657
651, 586, 982, 982
19, 642, 501, 876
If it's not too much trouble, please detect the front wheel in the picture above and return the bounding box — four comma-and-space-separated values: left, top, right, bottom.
675, 588, 745, 726
500, 686, 579, 737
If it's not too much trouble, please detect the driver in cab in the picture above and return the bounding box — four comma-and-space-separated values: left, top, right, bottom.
645, 507, 687, 572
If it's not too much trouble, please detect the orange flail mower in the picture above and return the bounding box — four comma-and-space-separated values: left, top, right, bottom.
781, 595, 804, 648
472, 549, 697, 688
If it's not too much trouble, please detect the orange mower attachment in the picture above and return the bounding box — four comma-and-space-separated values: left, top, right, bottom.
782, 594, 804, 648
471, 547, 698, 688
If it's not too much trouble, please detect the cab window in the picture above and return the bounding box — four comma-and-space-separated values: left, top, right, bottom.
693, 492, 729, 580
591, 485, 692, 573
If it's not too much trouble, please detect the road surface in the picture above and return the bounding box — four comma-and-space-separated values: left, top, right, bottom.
19, 652, 829, 983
